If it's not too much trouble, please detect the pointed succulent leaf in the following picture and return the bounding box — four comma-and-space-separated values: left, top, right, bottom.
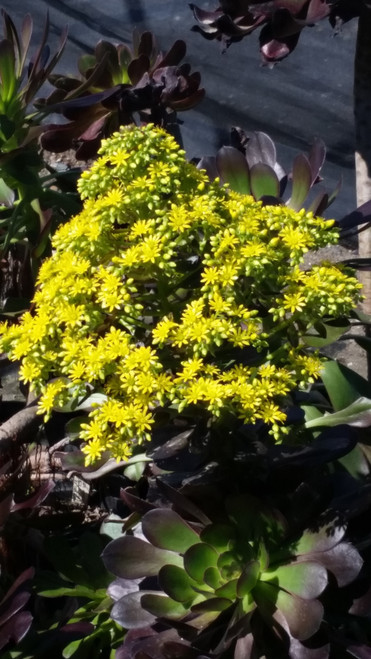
305, 397, 371, 429
183, 543, 219, 582
156, 479, 212, 525
0, 39, 16, 100
307, 137, 326, 185
111, 591, 157, 629
289, 153, 312, 210
254, 581, 324, 640
141, 593, 189, 619
156, 39, 187, 68
303, 318, 350, 349
261, 561, 328, 599
216, 146, 251, 194
159, 564, 197, 602
0, 611, 33, 650
307, 190, 329, 217
320, 360, 371, 411
250, 163, 280, 200
101, 535, 182, 579
142, 508, 200, 553
236, 560, 260, 597
337, 199, 371, 230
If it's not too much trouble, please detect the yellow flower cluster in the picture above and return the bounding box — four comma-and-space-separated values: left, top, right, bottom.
0, 124, 362, 463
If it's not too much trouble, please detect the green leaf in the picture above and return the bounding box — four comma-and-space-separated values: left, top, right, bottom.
39, 585, 105, 599
303, 319, 350, 348
338, 445, 370, 479
0, 39, 16, 102
216, 146, 251, 195
261, 561, 327, 599
159, 564, 197, 602
236, 560, 260, 597
183, 543, 219, 582
200, 523, 235, 551
142, 509, 200, 553
0, 175, 14, 205
305, 397, 371, 429
320, 360, 371, 411
289, 153, 311, 210
250, 163, 280, 200
141, 593, 189, 619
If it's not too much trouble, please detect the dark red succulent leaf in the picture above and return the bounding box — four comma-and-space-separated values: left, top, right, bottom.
0, 567, 34, 651
38, 32, 204, 158
191, 1, 365, 63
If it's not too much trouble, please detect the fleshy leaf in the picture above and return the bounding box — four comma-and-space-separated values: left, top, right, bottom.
183, 543, 219, 582
142, 508, 200, 553
289, 153, 312, 210
216, 146, 251, 195
236, 560, 261, 597
111, 591, 157, 629
200, 523, 235, 551
254, 582, 324, 640
305, 397, 371, 429
101, 535, 182, 578
250, 163, 280, 200
159, 564, 197, 602
141, 593, 189, 619
261, 561, 327, 599
293, 523, 346, 556
320, 360, 371, 411
298, 542, 363, 587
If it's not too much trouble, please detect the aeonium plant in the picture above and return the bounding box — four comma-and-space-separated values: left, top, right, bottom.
0, 124, 362, 464
101, 493, 363, 658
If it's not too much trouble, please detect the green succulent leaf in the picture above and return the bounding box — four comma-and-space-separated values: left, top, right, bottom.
320, 360, 371, 411
236, 560, 261, 598
305, 397, 371, 429
289, 153, 312, 211
260, 561, 328, 600
250, 163, 280, 200
0, 38, 16, 102
215, 578, 238, 600
142, 508, 200, 553
159, 564, 198, 602
200, 523, 235, 551
303, 319, 350, 348
254, 581, 324, 641
216, 146, 251, 195
140, 593, 189, 619
183, 543, 219, 583
204, 566, 222, 590
191, 597, 232, 613
101, 535, 182, 579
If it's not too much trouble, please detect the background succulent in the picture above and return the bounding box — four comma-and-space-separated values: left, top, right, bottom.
37, 31, 205, 160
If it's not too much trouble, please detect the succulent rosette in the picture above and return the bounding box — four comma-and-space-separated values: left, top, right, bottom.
102, 495, 362, 657
37, 32, 204, 159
